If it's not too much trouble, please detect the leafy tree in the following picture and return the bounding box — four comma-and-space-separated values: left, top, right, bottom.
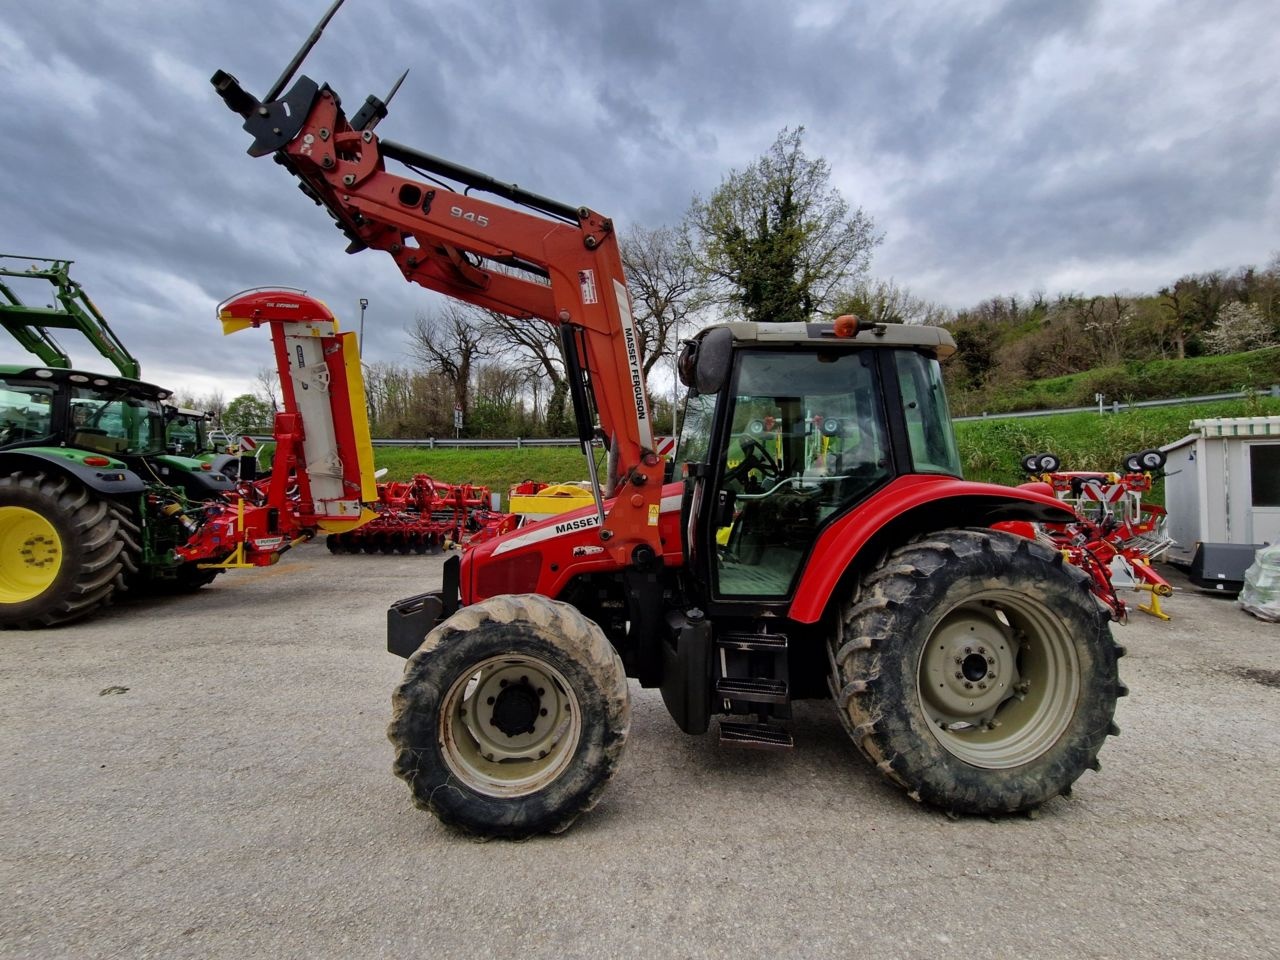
685, 127, 880, 323
222, 393, 274, 435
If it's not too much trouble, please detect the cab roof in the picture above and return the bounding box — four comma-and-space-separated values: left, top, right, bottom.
703, 320, 956, 360
0, 364, 171, 400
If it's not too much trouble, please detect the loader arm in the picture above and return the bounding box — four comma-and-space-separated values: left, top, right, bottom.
212, 47, 664, 566
0, 257, 141, 380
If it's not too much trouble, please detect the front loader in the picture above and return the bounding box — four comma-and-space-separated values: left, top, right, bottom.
213, 1, 1125, 837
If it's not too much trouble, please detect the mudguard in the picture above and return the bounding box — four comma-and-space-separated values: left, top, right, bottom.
0, 446, 146, 495
787, 475, 1077, 623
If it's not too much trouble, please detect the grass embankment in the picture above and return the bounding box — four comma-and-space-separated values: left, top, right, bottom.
950, 346, 1280, 416
956, 396, 1280, 496
373, 397, 1280, 507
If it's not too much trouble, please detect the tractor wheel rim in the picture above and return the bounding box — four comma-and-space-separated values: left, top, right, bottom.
918, 590, 1080, 769
0, 506, 63, 603
439, 653, 582, 798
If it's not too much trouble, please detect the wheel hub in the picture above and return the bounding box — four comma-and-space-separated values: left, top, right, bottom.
0, 506, 62, 603
440, 655, 581, 798
921, 613, 1018, 725
917, 593, 1083, 769
491, 680, 542, 737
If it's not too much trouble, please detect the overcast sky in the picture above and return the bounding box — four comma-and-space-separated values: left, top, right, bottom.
3, 0, 1276, 401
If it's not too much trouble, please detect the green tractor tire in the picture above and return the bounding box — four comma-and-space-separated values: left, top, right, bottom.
0, 471, 127, 629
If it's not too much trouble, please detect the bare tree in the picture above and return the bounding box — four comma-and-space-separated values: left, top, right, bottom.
481, 308, 570, 433
254, 365, 280, 412
620, 224, 701, 377
831, 278, 951, 325
407, 302, 491, 422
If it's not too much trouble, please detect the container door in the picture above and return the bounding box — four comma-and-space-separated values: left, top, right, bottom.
1247, 441, 1280, 544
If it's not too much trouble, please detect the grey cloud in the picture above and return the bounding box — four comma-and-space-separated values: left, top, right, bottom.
2, 0, 1276, 396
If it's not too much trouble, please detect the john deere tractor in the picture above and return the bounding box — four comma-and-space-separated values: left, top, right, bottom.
0, 257, 236, 628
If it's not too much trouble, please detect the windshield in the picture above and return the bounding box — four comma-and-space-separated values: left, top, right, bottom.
69, 386, 166, 456
0, 381, 55, 447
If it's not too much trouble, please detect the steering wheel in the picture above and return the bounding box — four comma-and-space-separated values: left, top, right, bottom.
725, 434, 782, 484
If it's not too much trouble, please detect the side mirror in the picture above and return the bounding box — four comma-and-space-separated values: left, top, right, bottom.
689, 326, 733, 394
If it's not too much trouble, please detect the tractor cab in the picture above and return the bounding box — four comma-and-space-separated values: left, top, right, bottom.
675, 319, 960, 606
1, 365, 169, 457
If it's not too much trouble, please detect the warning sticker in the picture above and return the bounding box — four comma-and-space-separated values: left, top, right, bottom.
579, 269, 599, 305
648, 504, 660, 526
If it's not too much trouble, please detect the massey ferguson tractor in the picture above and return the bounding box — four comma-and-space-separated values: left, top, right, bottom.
213, 2, 1125, 837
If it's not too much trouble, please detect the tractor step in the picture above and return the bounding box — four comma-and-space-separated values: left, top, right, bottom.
715, 676, 788, 704
719, 720, 794, 750
716, 632, 788, 652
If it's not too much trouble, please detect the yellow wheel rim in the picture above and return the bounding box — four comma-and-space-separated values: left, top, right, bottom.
0, 506, 63, 604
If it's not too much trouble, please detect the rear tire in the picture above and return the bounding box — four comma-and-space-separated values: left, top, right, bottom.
0, 471, 126, 629
832, 528, 1122, 814
388, 593, 630, 838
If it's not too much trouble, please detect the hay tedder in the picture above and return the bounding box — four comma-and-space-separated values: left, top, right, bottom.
1004, 450, 1176, 620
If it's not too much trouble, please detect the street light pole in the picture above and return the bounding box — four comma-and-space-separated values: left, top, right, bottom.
671, 317, 679, 438
358, 298, 369, 354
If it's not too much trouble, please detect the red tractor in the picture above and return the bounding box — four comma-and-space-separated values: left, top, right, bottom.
213, 4, 1124, 837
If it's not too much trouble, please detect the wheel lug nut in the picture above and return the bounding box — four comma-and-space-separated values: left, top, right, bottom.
954, 657, 962, 664
987, 656, 995, 664
537, 687, 545, 696
499, 679, 508, 687
978, 682, 987, 689
955, 672, 963, 679
540, 708, 548, 716
978, 647, 986, 654
964, 681, 973, 689
486, 696, 495, 705
964, 647, 972, 654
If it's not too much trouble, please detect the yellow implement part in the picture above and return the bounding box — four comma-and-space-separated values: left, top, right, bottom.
510, 484, 594, 519
1135, 582, 1172, 622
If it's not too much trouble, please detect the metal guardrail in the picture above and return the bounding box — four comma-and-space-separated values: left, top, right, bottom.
238, 385, 1279, 447
954, 385, 1280, 422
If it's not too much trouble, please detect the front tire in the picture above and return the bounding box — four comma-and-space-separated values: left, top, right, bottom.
388, 594, 630, 838
832, 528, 1122, 814
0, 471, 126, 629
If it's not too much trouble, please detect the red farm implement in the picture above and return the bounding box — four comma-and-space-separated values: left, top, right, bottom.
1004, 450, 1176, 621
324, 474, 514, 554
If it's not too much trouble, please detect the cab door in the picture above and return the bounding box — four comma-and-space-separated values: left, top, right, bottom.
700, 347, 893, 601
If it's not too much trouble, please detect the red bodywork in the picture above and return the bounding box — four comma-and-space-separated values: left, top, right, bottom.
458, 477, 1075, 622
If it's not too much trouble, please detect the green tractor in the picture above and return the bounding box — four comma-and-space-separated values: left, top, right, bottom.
0, 257, 236, 628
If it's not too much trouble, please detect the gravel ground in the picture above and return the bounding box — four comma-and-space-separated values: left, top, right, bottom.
2, 544, 1277, 960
